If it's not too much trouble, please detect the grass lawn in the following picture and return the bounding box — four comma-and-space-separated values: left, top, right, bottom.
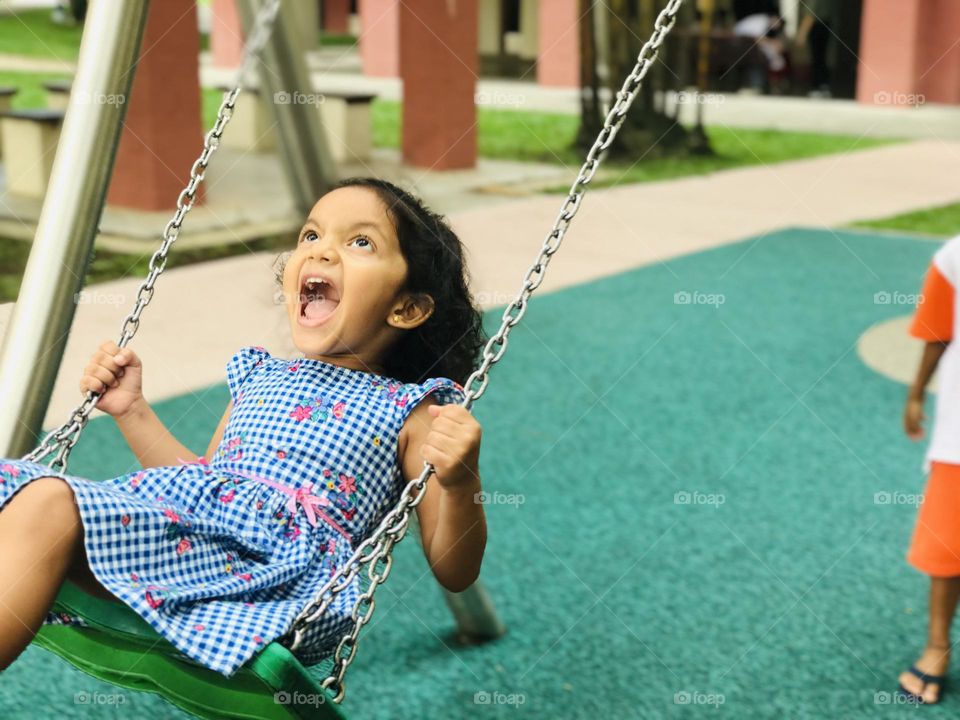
0, 233, 292, 304
0, 70, 71, 108
371, 100, 900, 189
0, 8, 355, 58
319, 32, 358, 47
0, 9, 83, 60
850, 202, 960, 239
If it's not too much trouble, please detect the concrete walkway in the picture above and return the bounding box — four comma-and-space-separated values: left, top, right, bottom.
2, 138, 958, 432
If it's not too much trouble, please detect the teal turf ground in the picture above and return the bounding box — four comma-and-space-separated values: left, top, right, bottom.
0, 228, 952, 718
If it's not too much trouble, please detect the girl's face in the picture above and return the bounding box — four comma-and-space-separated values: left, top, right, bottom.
282, 186, 432, 373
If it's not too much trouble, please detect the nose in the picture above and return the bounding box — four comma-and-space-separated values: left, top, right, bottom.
308, 238, 339, 264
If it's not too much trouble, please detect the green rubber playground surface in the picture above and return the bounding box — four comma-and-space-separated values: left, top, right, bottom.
1, 227, 951, 718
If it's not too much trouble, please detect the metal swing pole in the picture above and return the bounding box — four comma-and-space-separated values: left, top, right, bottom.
0, 1, 150, 458
236, 0, 336, 214
408, 513, 507, 644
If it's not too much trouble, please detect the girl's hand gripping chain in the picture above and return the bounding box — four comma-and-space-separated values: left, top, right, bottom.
79, 340, 144, 418
421, 404, 482, 494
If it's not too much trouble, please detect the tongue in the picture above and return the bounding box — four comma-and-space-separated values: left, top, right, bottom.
304, 297, 338, 321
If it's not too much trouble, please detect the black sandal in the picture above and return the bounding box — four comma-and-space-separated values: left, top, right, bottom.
897, 665, 948, 705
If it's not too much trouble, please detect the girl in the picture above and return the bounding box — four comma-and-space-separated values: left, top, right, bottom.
0, 177, 488, 678
898, 234, 960, 704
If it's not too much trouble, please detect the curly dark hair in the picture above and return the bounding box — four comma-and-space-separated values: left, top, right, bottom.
274, 177, 487, 386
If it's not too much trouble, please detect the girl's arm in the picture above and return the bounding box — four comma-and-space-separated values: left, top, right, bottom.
115, 396, 209, 469
85, 341, 232, 468
400, 398, 486, 593
905, 341, 949, 440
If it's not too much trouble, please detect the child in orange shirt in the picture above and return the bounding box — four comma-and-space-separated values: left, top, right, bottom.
898, 235, 960, 704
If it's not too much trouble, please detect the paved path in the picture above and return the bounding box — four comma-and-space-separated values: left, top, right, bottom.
2, 139, 958, 429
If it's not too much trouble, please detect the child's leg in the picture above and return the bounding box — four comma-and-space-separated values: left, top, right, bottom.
928, 575, 960, 647
899, 576, 960, 702
0, 477, 115, 671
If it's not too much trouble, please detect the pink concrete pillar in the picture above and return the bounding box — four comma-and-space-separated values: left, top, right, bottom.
108, 0, 205, 210
857, 0, 960, 106
323, 0, 351, 33
399, 0, 477, 169
359, 0, 399, 76
211, 0, 244, 69
918, 0, 960, 105
537, 0, 579, 87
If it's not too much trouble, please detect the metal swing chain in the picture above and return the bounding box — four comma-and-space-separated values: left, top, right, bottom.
287, 0, 685, 703
22, 0, 282, 473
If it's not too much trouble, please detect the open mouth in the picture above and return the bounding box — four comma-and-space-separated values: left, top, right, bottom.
298, 274, 341, 324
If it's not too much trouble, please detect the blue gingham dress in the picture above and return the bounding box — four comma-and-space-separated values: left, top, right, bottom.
0, 345, 466, 677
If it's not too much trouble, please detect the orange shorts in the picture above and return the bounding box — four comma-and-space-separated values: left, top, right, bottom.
907, 461, 960, 577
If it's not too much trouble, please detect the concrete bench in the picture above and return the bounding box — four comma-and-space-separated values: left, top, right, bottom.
0, 109, 65, 197
0, 87, 18, 157
315, 89, 376, 163
214, 84, 376, 163
43, 79, 72, 111
213, 84, 278, 153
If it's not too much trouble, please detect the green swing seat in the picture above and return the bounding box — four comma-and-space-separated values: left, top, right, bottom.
32, 580, 346, 720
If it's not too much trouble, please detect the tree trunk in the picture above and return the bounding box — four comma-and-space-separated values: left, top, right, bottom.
576, 0, 604, 151
602, 0, 688, 160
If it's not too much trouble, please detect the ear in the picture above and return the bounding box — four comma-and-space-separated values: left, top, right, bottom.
389, 293, 435, 329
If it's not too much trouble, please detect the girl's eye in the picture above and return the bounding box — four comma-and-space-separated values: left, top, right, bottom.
350, 235, 374, 250
301, 230, 319, 243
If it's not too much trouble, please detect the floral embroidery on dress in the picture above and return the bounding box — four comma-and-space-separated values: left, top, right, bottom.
217, 475, 243, 503
224, 435, 244, 461
163, 507, 193, 555
319, 537, 339, 575
270, 504, 302, 542
145, 584, 171, 609
370, 379, 408, 406
370, 377, 461, 408
319, 467, 363, 521
289, 394, 346, 423
283, 522, 301, 542
177, 456, 214, 476
0, 462, 20, 483
128, 470, 145, 490
214, 434, 246, 463
224, 551, 253, 582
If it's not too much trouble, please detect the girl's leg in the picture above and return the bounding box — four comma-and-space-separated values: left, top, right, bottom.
899, 575, 960, 702
0, 477, 119, 672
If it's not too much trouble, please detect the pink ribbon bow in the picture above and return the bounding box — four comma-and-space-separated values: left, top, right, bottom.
249, 474, 329, 527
